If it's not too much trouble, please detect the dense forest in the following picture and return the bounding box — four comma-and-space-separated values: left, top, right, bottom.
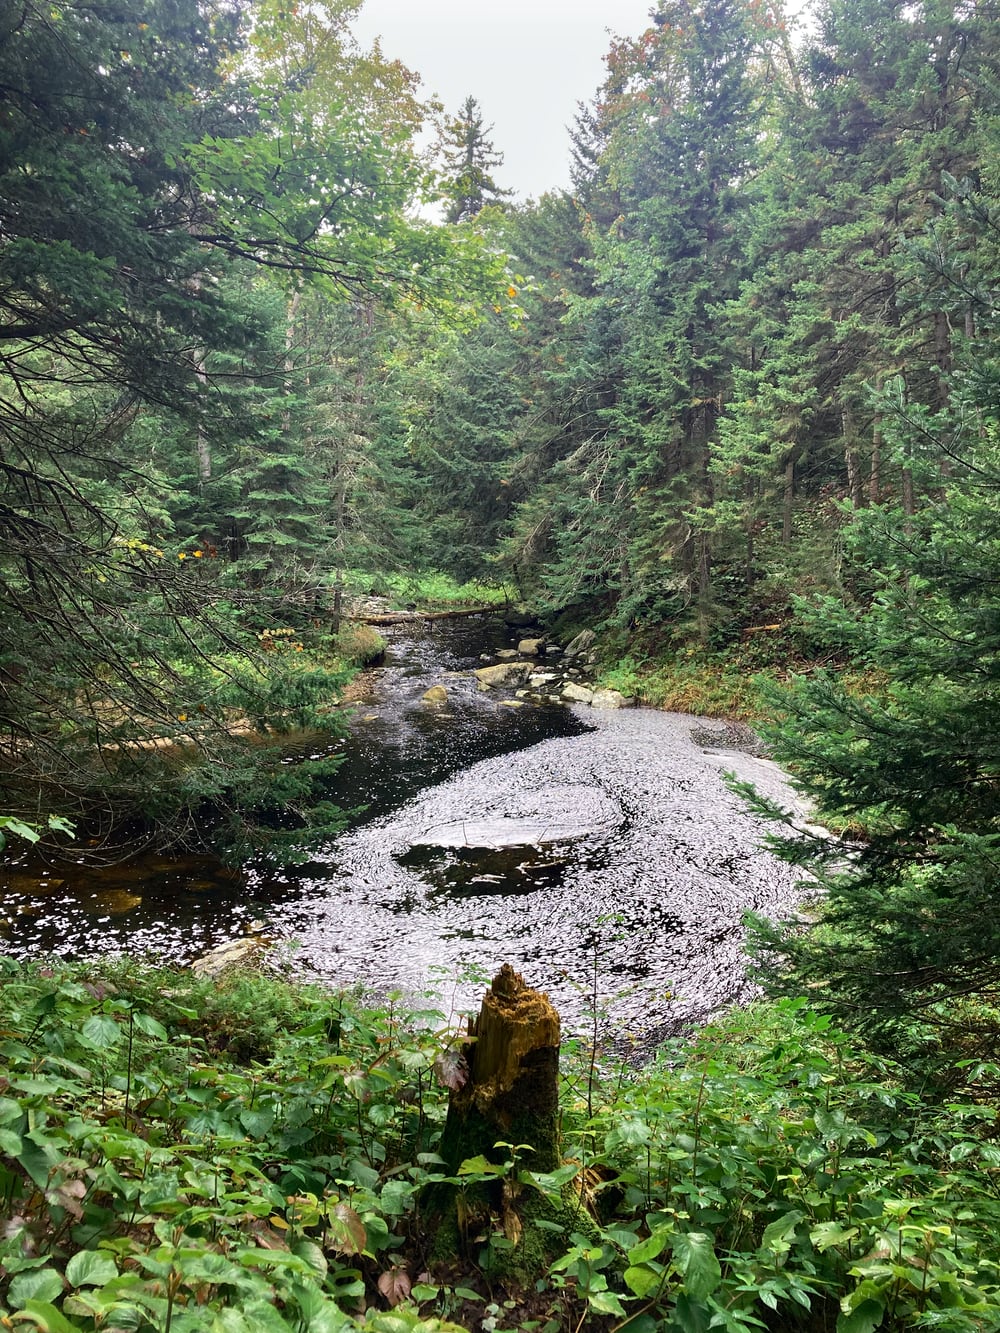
3, 0, 1000, 1328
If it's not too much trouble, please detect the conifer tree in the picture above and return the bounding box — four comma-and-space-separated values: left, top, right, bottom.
438, 96, 512, 223
747, 164, 1000, 1036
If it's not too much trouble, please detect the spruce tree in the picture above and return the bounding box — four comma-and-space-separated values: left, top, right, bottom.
746, 167, 1000, 1037
438, 96, 511, 223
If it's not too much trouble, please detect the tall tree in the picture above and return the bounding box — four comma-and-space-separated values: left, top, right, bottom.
0, 0, 488, 855
746, 159, 1000, 1039
504, 0, 772, 631
438, 95, 511, 223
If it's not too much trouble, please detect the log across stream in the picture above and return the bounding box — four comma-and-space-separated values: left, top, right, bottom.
0, 615, 806, 1043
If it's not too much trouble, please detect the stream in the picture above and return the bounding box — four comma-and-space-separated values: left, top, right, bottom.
0, 615, 806, 1044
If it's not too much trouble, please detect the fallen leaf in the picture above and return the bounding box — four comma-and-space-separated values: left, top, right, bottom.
434, 1047, 469, 1091
327, 1201, 366, 1254
377, 1265, 411, 1307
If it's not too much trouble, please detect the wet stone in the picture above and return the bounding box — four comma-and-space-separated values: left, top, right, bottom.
82, 889, 142, 915
517, 637, 546, 656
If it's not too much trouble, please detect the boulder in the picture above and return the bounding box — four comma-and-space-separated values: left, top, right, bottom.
562, 682, 595, 704
563, 629, 597, 659
496, 648, 519, 660
517, 637, 546, 656
421, 684, 449, 706
191, 937, 267, 980
590, 688, 634, 709
528, 672, 558, 687
475, 662, 532, 690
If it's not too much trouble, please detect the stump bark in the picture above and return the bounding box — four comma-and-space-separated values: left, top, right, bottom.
428, 965, 592, 1280
438, 963, 562, 1177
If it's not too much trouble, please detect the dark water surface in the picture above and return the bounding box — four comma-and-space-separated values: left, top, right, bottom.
0, 616, 806, 1041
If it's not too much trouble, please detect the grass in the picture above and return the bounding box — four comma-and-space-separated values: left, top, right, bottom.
596, 649, 781, 721
374, 573, 512, 613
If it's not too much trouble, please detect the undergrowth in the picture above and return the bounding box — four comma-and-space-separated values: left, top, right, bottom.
376, 574, 511, 612
598, 643, 887, 725
1, 961, 999, 1333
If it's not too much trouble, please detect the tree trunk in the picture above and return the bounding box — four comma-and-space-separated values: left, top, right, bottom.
842, 404, 864, 509
782, 453, 796, 544
195, 353, 211, 483
870, 395, 883, 505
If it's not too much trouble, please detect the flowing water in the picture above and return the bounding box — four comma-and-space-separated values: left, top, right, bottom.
0, 615, 806, 1043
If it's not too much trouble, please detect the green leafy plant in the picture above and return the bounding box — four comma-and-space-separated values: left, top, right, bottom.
2, 964, 999, 1333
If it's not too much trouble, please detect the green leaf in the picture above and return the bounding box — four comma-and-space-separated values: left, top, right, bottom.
672, 1231, 721, 1302
457, 1154, 505, 1176
16, 1132, 61, 1189
82, 1014, 122, 1049
604, 1118, 651, 1150
133, 1013, 169, 1040
9, 1268, 65, 1308
0, 816, 42, 843
760, 1210, 804, 1255
8, 1263, 65, 1306
673, 1292, 711, 1333
0, 1095, 24, 1123
290, 1239, 327, 1278
240, 1107, 276, 1138
14, 1300, 79, 1333
588, 1289, 627, 1316
836, 1299, 885, 1333
0, 1127, 24, 1155
65, 1250, 119, 1288
624, 1264, 663, 1298
809, 1221, 860, 1253
628, 1225, 672, 1266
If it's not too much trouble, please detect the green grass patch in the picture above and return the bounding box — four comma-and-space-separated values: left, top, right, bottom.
377, 572, 511, 612
598, 652, 777, 719
333, 623, 387, 668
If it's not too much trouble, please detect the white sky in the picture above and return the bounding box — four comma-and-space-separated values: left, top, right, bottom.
351, 0, 659, 201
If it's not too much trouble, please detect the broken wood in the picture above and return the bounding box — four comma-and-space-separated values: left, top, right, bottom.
438, 963, 562, 1176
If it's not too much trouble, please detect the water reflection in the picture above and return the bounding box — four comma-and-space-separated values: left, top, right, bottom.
0, 615, 585, 962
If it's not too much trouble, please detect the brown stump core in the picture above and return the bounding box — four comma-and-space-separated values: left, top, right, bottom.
438, 964, 561, 1176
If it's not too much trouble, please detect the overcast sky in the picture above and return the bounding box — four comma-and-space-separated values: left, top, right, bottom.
351, 0, 658, 201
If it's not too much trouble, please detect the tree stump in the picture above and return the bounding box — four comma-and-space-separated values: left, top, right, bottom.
428, 965, 592, 1281
438, 963, 562, 1176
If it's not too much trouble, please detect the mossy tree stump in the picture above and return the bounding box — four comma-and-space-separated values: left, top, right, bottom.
428, 965, 592, 1280
438, 963, 561, 1176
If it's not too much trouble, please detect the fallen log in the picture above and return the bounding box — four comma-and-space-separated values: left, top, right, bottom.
351, 604, 502, 625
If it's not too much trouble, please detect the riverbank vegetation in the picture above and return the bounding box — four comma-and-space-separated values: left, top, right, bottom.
6, 0, 1000, 1323
6, 0, 997, 865
2, 959, 999, 1333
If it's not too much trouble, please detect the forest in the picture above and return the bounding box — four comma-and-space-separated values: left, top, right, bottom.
2, 0, 1000, 1328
